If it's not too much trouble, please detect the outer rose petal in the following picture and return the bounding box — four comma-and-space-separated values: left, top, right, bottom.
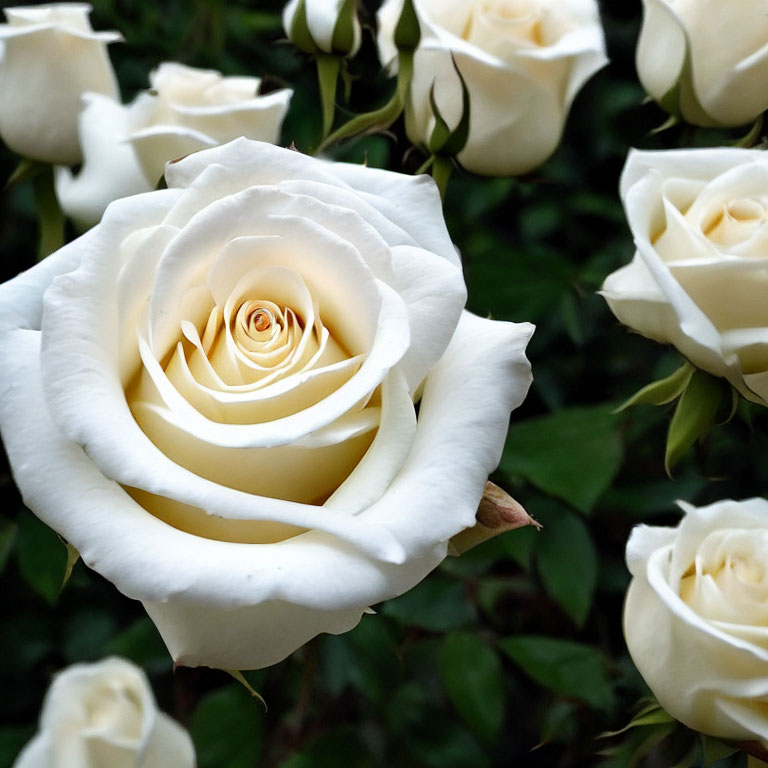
55, 93, 152, 230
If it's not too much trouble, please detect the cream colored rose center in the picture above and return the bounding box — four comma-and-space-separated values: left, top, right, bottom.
702, 198, 768, 248
82, 683, 143, 741
678, 529, 768, 625
125, 268, 377, 545
463, 0, 547, 47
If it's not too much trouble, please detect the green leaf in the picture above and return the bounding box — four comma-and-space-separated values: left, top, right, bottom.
190, 684, 262, 768
438, 632, 504, 743
499, 635, 614, 711
535, 504, 597, 628
615, 361, 694, 411
501, 405, 623, 514
665, 369, 726, 474
381, 574, 477, 631
15, 510, 67, 604
320, 615, 399, 704
280, 727, 374, 768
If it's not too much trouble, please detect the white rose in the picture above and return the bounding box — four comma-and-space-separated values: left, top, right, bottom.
636, 0, 768, 127
13, 657, 195, 768
282, 0, 362, 56
0, 138, 533, 670
624, 498, 768, 746
376, 0, 607, 176
55, 62, 293, 228
601, 148, 768, 406
0, 3, 121, 165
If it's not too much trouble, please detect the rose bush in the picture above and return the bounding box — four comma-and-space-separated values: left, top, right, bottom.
601, 148, 768, 406
0, 138, 533, 670
624, 498, 768, 746
376, 0, 607, 176
0, 3, 121, 165
56, 62, 293, 227
636, 0, 768, 127
13, 657, 195, 768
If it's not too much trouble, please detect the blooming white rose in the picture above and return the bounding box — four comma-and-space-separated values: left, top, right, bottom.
636, 0, 768, 127
283, 0, 362, 56
0, 3, 121, 165
376, 0, 607, 176
0, 138, 533, 670
601, 148, 768, 406
13, 657, 195, 768
55, 62, 293, 228
624, 498, 768, 746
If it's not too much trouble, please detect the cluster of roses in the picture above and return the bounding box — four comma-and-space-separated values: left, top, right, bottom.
3, 0, 768, 765
601, 1, 768, 753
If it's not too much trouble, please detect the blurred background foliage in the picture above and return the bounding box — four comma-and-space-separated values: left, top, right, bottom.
1, 1, 767, 767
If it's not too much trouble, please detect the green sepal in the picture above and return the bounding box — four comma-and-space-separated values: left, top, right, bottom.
288, 0, 319, 54
700, 735, 739, 766
599, 700, 675, 739
5, 158, 45, 190
224, 670, 268, 711
614, 361, 694, 412
427, 55, 470, 156
330, 0, 358, 55
394, 0, 420, 52
59, 537, 80, 593
665, 369, 727, 475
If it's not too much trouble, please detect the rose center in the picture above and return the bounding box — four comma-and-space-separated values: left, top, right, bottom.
463, 0, 547, 47
702, 197, 768, 248
236, 300, 284, 344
